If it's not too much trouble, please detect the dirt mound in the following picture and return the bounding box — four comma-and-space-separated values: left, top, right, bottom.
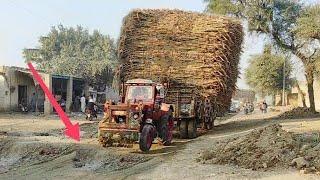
199, 124, 320, 173
0, 136, 151, 174
279, 107, 320, 119
47, 122, 99, 138
79, 122, 99, 138
0, 137, 74, 173
72, 147, 151, 172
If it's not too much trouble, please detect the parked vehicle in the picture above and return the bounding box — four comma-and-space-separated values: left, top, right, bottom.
243, 102, 254, 114
19, 103, 29, 113
229, 100, 240, 113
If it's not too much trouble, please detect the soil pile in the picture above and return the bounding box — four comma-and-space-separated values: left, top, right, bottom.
79, 122, 99, 138
48, 122, 99, 138
0, 137, 74, 173
199, 124, 320, 173
72, 147, 151, 172
118, 9, 243, 113
0, 136, 151, 174
279, 107, 320, 119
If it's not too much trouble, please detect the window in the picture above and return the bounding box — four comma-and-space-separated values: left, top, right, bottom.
126, 86, 153, 103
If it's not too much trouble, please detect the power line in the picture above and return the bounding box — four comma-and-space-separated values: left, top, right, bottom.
6, 0, 52, 26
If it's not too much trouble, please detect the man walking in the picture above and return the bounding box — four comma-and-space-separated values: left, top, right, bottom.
80, 94, 86, 113
30, 93, 37, 112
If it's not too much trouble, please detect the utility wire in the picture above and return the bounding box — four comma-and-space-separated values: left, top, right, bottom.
7, 0, 52, 26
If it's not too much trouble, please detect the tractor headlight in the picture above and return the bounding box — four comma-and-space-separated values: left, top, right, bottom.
146, 118, 153, 124
130, 112, 140, 127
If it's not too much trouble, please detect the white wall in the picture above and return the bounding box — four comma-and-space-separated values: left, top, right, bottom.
0, 67, 37, 111
0, 75, 8, 111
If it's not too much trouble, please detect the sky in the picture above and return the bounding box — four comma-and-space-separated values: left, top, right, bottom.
3, 0, 314, 89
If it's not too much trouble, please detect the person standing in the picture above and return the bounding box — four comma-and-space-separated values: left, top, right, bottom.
74, 95, 80, 112
262, 100, 268, 113
87, 95, 97, 119
260, 100, 268, 113
30, 93, 36, 112
80, 94, 86, 113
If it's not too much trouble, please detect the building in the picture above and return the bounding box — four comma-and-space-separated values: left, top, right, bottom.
232, 89, 256, 103
0, 66, 87, 114
291, 80, 320, 110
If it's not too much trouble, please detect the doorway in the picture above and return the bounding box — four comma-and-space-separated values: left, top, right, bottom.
18, 85, 28, 105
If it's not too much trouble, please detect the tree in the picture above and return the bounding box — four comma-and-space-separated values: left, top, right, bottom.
295, 5, 320, 40
23, 25, 118, 86
205, 0, 320, 112
245, 45, 292, 96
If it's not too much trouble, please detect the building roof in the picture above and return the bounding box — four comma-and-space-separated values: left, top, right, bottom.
1, 65, 83, 80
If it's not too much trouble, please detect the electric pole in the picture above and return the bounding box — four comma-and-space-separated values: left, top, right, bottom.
282, 56, 287, 106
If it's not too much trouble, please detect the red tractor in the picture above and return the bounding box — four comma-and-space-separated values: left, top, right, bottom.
98, 79, 173, 152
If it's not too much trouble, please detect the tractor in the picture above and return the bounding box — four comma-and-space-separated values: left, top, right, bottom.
98, 79, 173, 152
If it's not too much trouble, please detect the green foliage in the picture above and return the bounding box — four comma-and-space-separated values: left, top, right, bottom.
205, 0, 320, 112
295, 5, 320, 40
204, 0, 244, 17
205, 0, 303, 47
23, 25, 118, 85
245, 45, 292, 95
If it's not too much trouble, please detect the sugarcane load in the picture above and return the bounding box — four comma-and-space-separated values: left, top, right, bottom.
98, 9, 244, 151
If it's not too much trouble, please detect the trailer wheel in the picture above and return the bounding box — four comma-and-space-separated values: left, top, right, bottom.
188, 119, 197, 139
139, 124, 154, 152
209, 109, 217, 130
179, 120, 188, 138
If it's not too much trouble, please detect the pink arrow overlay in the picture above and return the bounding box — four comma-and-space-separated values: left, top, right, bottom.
27, 62, 80, 141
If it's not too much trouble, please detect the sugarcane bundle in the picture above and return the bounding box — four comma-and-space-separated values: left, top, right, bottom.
118, 9, 243, 113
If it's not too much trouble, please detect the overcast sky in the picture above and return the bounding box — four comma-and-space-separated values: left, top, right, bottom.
0, 0, 317, 89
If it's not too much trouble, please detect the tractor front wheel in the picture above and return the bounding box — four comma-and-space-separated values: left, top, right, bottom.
188, 119, 197, 139
139, 124, 155, 152
159, 115, 173, 146
179, 120, 188, 138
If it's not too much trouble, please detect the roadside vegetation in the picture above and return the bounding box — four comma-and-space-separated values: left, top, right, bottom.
23, 25, 118, 86
205, 0, 320, 112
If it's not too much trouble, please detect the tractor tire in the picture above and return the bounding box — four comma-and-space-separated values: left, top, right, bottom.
205, 121, 213, 130
139, 124, 154, 152
159, 115, 172, 146
209, 109, 217, 129
179, 120, 188, 139
188, 119, 197, 139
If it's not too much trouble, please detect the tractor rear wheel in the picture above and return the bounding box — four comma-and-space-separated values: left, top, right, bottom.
188, 119, 197, 139
139, 124, 154, 152
179, 120, 188, 138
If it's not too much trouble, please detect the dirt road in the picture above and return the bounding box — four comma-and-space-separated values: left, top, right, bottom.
1, 110, 320, 179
